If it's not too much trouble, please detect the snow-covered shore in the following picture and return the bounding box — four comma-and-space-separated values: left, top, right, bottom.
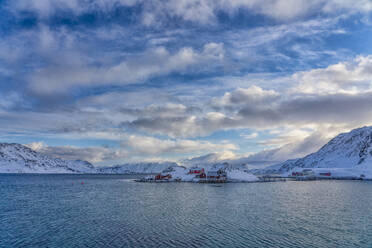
285, 167, 372, 180
139, 166, 259, 183
227, 170, 259, 182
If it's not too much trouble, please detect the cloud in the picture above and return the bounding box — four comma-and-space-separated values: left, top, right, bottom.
180, 151, 238, 166
257, 129, 313, 146
122, 135, 237, 156
0, 92, 25, 111
10, 0, 138, 18
179, 130, 330, 168
293, 55, 372, 94
211, 85, 279, 109
29, 42, 224, 94
240, 132, 259, 139
0, 6, 354, 103
25, 135, 237, 164
26, 142, 128, 163
242, 131, 329, 165
120, 103, 200, 119
234, 91, 372, 132
123, 53, 372, 138
4, 55, 372, 143
1, 0, 372, 166
123, 85, 280, 137
9, 0, 372, 24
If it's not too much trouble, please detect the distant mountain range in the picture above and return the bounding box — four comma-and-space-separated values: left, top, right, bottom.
2, 126, 372, 174
0, 143, 250, 174
0, 143, 178, 174
264, 126, 372, 174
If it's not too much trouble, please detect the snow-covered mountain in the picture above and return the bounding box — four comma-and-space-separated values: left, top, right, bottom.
97, 162, 178, 174
7, 126, 372, 176
263, 126, 372, 174
180, 153, 249, 170
0, 143, 180, 174
0, 143, 96, 173
0, 143, 182, 174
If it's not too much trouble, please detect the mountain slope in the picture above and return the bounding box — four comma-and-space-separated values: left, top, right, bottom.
264, 126, 372, 174
0, 143, 96, 173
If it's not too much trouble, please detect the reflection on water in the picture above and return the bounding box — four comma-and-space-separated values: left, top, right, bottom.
1, 174, 372, 248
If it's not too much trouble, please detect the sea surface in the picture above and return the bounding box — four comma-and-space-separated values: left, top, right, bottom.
1, 174, 372, 248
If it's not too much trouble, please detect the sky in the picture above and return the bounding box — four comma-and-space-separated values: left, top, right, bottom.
1, 0, 372, 166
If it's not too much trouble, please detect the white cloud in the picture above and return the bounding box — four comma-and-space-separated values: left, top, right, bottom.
240, 132, 259, 139
29, 42, 224, 94
139, 0, 372, 25
122, 135, 237, 155
258, 129, 312, 146
78, 90, 178, 110
27, 141, 45, 151
5, 54, 372, 164
125, 54, 372, 139
26, 142, 128, 163
24, 134, 238, 164
293, 55, 372, 94
10, 0, 138, 18
9, 0, 372, 24
244, 139, 320, 164
2, 0, 372, 165
322, 0, 372, 14
212, 85, 279, 108
5, 53, 372, 142
0, 92, 24, 110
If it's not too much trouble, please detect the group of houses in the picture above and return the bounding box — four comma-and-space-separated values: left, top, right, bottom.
290, 168, 369, 180
150, 166, 228, 183
188, 167, 228, 182
291, 169, 332, 180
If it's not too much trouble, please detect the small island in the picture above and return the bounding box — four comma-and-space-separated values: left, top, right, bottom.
136, 166, 259, 183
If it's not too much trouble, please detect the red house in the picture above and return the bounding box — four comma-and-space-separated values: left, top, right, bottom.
188, 168, 206, 178
155, 174, 172, 180
319, 172, 331, 177
292, 172, 303, 177
189, 168, 204, 174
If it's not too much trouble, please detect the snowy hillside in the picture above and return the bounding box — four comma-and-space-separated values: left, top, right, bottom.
97, 162, 178, 174
0, 143, 96, 173
264, 126, 372, 175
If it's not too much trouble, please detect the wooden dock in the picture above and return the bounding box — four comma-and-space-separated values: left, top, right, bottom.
258, 175, 289, 182
198, 179, 227, 183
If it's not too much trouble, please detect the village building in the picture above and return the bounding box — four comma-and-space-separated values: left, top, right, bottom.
206, 168, 227, 182
188, 167, 206, 178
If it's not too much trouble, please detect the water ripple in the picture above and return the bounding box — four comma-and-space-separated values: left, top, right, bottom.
1, 175, 372, 247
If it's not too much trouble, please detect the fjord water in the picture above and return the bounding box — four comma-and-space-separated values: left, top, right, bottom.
1, 175, 372, 248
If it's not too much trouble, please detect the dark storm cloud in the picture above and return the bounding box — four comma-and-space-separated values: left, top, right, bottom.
278, 92, 372, 124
